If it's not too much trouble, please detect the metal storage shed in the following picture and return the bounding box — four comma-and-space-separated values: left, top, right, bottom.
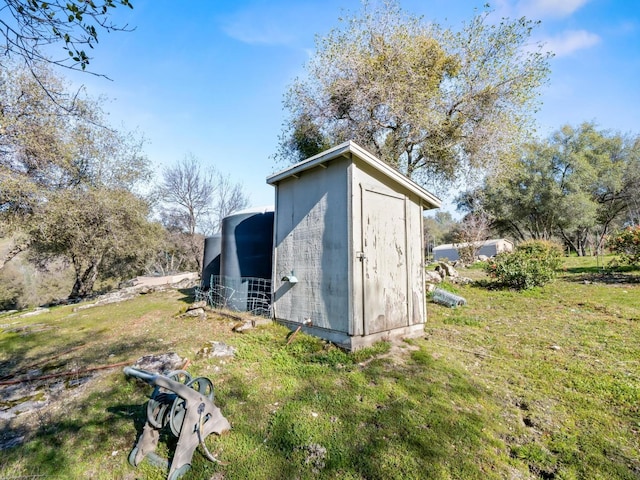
433, 239, 514, 261
267, 141, 441, 350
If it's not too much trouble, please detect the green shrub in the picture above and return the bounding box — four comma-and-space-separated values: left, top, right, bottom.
485, 240, 563, 290
607, 225, 640, 266
516, 239, 564, 258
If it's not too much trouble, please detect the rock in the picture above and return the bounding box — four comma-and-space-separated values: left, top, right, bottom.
132, 272, 199, 288
132, 352, 184, 374
197, 341, 236, 358
425, 271, 443, 284
298, 443, 327, 473
477, 255, 489, 262
439, 262, 459, 278
74, 290, 137, 311
189, 301, 207, 310
232, 320, 255, 332
18, 308, 50, 318
73, 303, 97, 312
425, 283, 436, 293
183, 308, 205, 317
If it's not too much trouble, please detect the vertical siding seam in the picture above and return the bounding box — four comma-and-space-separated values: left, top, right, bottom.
405, 195, 410, 326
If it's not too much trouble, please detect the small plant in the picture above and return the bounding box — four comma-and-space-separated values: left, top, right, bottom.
457, 243, 478, 265
485, 240, 563, 290
607, 225, 640, 266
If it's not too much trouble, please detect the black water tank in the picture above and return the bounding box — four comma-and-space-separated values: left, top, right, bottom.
220, 206, 274, 311
220, 206, 274, 280
201, 234, 221, 288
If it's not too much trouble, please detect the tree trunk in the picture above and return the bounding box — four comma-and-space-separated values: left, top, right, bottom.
578, 239, 586, 257
189, 235, 203, 273
69, 257, 102, 299
577, 228, 590, 257
0, 239, 31, 271
559, 229, 580, 256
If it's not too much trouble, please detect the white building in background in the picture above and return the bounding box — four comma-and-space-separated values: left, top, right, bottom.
267, 141, 441, 350
433, 239, 514, 262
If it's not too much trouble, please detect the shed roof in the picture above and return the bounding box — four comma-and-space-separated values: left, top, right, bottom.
266, 141, 441, 209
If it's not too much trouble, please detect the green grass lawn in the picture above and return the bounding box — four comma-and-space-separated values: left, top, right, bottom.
1, 258, 639, 479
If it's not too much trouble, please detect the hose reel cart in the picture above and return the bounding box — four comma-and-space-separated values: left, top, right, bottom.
124, 366, 231, 480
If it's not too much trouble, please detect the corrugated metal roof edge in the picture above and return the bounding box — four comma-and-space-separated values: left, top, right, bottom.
266, 140, 441, 209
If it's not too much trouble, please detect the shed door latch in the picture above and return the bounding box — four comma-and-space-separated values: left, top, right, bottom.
356, 251, 366, 261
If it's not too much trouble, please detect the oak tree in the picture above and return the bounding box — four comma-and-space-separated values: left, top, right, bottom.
277, 1, 551, 191
1, 61, 158, 297
467, 123, 640, 255
29, 187, 162, 298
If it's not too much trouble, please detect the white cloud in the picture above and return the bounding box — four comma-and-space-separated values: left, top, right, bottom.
613, 20, 638, 36
490, 0, 515, 18
219, 5, 311, 46
517, 0, 590, 19
221, 12, 295, 46
542, 29, 601, 57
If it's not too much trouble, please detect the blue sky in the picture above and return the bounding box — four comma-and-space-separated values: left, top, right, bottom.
65, 0, 640, 209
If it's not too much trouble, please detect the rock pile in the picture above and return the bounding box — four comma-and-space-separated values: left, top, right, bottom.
425, 261, 473, 290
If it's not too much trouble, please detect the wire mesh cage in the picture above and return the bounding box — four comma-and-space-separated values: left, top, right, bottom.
431, 288, 467, 307
200, 275, 272, 317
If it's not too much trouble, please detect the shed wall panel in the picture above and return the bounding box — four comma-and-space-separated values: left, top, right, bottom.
407, 198, 426, 324
352, 162, 427, 331
272, 158, 350, 332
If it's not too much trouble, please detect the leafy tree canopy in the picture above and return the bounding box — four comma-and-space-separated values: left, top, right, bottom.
464, 122, 640, 255
277, 1, 551, 191
0, 61, 149, 224
29, 187, 162, 298
0, 60, 157, 297
0, 0, 133, 74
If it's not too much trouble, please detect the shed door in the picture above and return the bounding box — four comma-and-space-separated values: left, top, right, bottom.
361, 187, 408, 335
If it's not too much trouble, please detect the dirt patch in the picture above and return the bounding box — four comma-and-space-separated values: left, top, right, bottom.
357, 339, 420, 367
0, 369, 100, 450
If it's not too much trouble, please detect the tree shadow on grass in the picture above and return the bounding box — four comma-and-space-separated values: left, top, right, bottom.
563, 270, 640, 284
210, 344, 510, 480
0, 323, 166, 380
0, 334, 163, 477
0, 333, 90, 380
0, 387, 150, 478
